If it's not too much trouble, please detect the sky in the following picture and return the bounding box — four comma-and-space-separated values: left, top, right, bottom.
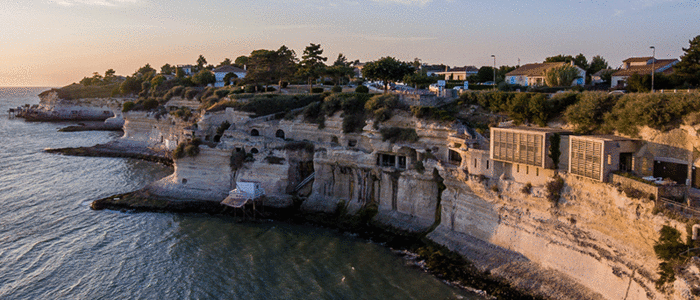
0, 0, 698, 87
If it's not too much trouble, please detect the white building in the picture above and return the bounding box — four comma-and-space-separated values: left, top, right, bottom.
212, 65, 247, 87
610, 57, 678, 88
505, 62, 586, 87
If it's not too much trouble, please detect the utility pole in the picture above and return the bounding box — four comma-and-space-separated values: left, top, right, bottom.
650, 46, 655, 93
491, 55, 496, 89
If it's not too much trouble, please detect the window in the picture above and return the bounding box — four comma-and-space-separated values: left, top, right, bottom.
398, 156, 407, 169
275, 129, 285, 139
526, 166, 529, 174
251, 129, 259, 136
348, 140, 357, 147
474, 159, 477, 168
449, 150, 462, 163
251, 148, 259, 154
486, 160, 489, 169
517, 164, 520, 173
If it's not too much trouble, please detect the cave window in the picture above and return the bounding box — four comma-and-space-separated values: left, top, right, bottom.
251, 148, 259, 154
378, 154, 396, 168
517, 164, 520, 173
182, 178, 188, 184
449, 149, 462, 163
251, 129, 259, 136
526, 165, 529, 175
474, 159, 477, 168
348, 139, 357, 147
236, 147, 243, 152
486, 160, 489, 169
276, 129, 285, 139
398, 156, 407, 169
536, 168, 539, 176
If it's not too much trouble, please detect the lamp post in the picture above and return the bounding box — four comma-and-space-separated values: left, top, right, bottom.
650, 46, 655, 93
491, 55, 496, 89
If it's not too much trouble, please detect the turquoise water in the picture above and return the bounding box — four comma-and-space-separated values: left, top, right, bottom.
0, 87, 479, 299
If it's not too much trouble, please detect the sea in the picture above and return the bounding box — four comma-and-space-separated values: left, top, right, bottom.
0, 87, 479, 299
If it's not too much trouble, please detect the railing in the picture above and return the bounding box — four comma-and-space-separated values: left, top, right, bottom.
294, 172, 315, 192
657, 197, 700, 218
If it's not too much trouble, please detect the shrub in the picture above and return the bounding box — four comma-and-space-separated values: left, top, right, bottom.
215, 89, 230, 98
653, 225, 688, 288
355, 85, 369, 93
413, 161, 425, 173
172, 138, 202, 159
521, 182, 532, 194
170, 107, 192, 121
143, 98, 159, 110
545, 175, 565, 207
342, 113, 366, 133
331, 85, 342, 93
122, 101, 135, 112
184, 89, 199, 100
311, 87, 324, 93
379, 127, 419, 143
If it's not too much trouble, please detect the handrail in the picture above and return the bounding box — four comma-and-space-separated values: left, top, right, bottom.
294, 172, 315, 192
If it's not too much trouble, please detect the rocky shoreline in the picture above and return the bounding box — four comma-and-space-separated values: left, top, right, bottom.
91, 189, 545, 300
45, 140, 173, 166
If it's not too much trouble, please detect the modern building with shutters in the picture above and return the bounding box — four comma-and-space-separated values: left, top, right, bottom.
490, 127, 570, 185
568, 135, 640, 182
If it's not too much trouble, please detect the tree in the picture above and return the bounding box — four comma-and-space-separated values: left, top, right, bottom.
192, 69, 216, 86
234, 55, 249, 68
218, 58, 232, 67
196, 55, 207, 71
160, 64, 174, 75
674, 35, 700, 86
545, 64, 581, 87
105, 69, 116, 78
544, 54, 574, 64
474, 66, 494, 83
327, 53, 354, 85
223, 72, 238, 86
588, 55, 609, 75
297, 43, 328, 92
247, 49, 278, 90
274, 45, 297, 90
403, 72, 436, 89
361, 56, 414, 92
136, 64, 156, 76
573, 53, 589, 71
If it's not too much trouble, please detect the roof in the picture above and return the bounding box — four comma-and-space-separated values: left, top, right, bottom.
592, 69, 612, 77
212, 65, 246, 73
505, 62, 567, 77
623, 57, 653, 63
612, 59, 678, 77
571, 134, 637, 142
492, 126, 571, 135
444, 66, 478, 73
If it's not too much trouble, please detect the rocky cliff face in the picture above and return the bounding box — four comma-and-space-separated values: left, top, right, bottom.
27, 90, 128, 121
121, 111, 192, 151
121, 105, 698, 299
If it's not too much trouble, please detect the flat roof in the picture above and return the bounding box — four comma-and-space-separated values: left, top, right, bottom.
570, 134, 636, 142
492, 126, 571, 134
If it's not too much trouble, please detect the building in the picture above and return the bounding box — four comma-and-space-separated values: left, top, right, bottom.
177, 65, 195, 76
490, 126, 571, 185
212, 65, 247, 87
591, 69, 612, 85
610, 57, 679, 88
568, 135, 640, 182
434, 66, 478, 81
505, 62, 586, 87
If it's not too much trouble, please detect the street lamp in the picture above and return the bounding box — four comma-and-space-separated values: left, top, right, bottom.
491, 55, 496, 88
650, 46, 655, 93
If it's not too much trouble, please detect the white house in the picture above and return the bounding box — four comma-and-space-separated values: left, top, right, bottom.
610, 57, 679, 88
505, 62, 586, 87
177, 65, 195, 76
212, 65, 247, 87
435, 66, 478, 81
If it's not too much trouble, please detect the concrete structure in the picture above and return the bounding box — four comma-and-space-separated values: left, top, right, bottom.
568, 135, 640, 182
610, 57, 679, 88
505, 62, 586, 87
212, 65, 247, 87
490, 126, 570, 185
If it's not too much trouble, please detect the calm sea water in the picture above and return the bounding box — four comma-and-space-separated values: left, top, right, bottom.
0, 87, 478, 299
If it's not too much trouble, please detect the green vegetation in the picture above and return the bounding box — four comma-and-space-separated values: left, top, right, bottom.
361, 57, 414, 92
355, 85, 369, 93
674, 35, 700, 87
653, 225, 690, 288
379, 127, 419, 143
365, 94, 399, 127
297, 43, 328, 92
545, 175, 565, 207
172, 138, 202, 159
410, 105, 456, 122
544, 64, 581, 87
548, 133, 561, 169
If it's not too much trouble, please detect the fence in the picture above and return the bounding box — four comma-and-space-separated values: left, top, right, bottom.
657, 197, 700, 219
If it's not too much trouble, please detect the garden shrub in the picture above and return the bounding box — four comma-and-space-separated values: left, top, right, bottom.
379, 127, 419, 143
355, 85, 369, 93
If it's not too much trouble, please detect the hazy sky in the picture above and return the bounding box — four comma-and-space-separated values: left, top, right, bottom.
1, 0, 698, 87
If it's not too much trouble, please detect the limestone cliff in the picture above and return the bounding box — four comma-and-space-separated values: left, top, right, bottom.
22, 90, 129, 121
